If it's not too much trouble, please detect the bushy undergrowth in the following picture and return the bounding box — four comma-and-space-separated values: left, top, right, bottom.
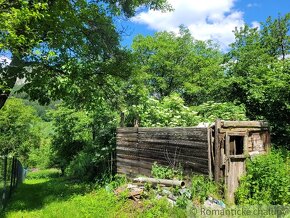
191, 175, 220, 204
151, 162, 183, 179
236, 150, 290, 205
151, 163, 219, 206
131, 93, 247, 127
140, 197, 187, 218
27, 138, 52, 169
26, 168, 61, 180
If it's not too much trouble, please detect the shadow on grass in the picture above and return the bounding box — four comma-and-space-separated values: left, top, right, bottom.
2, 172, 92, 215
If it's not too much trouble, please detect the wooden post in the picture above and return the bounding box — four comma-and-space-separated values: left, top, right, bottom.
214, 119, 221, 182
120, 112, 125, 127
207, 127, 213, 180
2, 156, 7, 206
134, 118, 139, 128
9, 156, 15, 197
14, 159, 19, 187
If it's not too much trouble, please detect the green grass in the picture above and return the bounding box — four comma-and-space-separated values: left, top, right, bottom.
2, 169, 187, 218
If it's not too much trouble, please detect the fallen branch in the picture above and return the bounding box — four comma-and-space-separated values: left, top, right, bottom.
133, 177, 185, 187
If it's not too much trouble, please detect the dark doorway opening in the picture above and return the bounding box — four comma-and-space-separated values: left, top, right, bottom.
229, 136, 244, 155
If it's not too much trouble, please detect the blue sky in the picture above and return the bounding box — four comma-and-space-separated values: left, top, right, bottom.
120, 0, 289, 50
1, 0, 288, 62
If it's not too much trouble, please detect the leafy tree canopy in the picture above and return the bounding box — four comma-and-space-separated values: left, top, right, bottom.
0, 98, 40, 160
0, 0, 169, 109
131, 26, 225, 105
226, 13, 290, 147
50, 101, 119, 178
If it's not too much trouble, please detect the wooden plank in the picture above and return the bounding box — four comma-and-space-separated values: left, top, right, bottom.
117, 141, 138, 147
222, 121, 268, 128
138, 137, 208, 144
219, 128, 266, 133
136, 168, 152, 177
183, 164, 209, 175
117, 134, 138, 138
118, 156, 208, 168
214, 119, 221, 182
116, 137, 138, 141
117, 154, 139, 161
117, 127, 138, 133
117, 161, 140, 170
138, 135, 208, 143
184, 161, 209, 170
138, 127, 207, 132
138, 141, 208, 150
138, 130, 207, 135
117, 166, 139, 177
226, 157, 246, 204
118, 159, 155, 171
117, 146, 138, 151
137, 147, 208, 160
138, 129, 207, 138
137, 154, 208, 165
138, 129, 208, 139
207, 127, 212, 179
116, 137, 138, 142
117, 149, 139, 157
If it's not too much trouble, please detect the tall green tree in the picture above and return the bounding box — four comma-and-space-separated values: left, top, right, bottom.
260, 13, 290, 60
0, 98, 40, 161
226, 14, 290, 148
131, 27, 225, 105
0, 0, 169, 109
50, 105, 92, 174
50, 102, 119, 179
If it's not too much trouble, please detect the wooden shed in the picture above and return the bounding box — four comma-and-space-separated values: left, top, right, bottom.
213, 120, 270, 202
116, 120, 270, 202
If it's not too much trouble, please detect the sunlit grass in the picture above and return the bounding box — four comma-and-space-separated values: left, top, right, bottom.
2, 169, 186, 218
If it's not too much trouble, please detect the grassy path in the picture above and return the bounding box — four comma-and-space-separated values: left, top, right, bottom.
2, 169, 185, 218
2, 169, 126, 218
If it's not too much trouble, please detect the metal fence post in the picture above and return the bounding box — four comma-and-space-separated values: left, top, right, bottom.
2, 156, 7, 208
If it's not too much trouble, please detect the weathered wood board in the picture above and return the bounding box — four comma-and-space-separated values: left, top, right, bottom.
117, 127, 209, 177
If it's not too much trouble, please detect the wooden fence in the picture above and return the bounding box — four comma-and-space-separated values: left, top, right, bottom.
0, 156, 24, 209
116, 121, 270, 203
116, 127, 212, 177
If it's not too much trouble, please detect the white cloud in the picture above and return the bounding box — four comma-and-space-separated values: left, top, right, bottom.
247, 3, 259, 8
251, 21, 260, 30
132, 0, 245, 50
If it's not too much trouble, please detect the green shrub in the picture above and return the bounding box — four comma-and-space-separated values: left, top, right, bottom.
50, 104, 117, 181
26, 168, 61, 179
191, 175, 219, 204
137, 93, 201, 127
129, 93, 247, 128
236, 150, 290, 205
27, 138, 52, 169
140, 197, 187, 218
195, 101, 247, 122
151, 162, 183, 179
65, 151, 95, 180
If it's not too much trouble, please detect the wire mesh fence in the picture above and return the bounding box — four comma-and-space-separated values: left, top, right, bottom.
0, 156, 25, 209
